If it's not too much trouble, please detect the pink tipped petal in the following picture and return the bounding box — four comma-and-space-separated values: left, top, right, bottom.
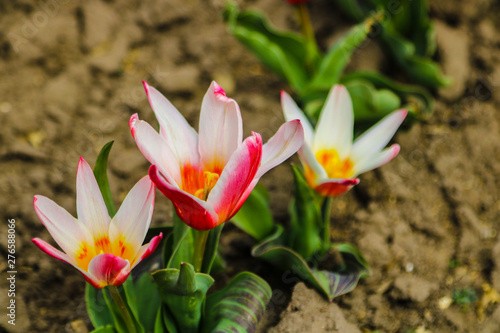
315, 178, 360, 197
33, 195, 94, 258
32, 238, 103, 288
149, 165, 219, 230
350, 109, 407, 164
354, 144, 401, 176
76, 158, 111, 238
297, 144, 328, 182
281, 91, 314, 145
199, 81, 243, 172
207, 133, 262, 223
88, 253, 131, 287
109, 176, 155, 255
143, 82, 199, 166
255, 120, 304, 179
132, 233, 163, 269
313, 85, 353, 159
130, 114, 182, 186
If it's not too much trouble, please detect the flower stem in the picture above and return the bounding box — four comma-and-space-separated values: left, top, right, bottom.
108, 285, 137, 333
321, 197, 332, 254
297, 3, 316, 46
193, 229, 209, 272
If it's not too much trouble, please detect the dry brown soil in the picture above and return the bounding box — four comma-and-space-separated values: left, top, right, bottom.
1, 0, 500, 332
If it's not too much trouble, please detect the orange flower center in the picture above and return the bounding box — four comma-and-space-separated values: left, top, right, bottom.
75, 235, 134, 271
304, 149, 354, 186
194, 171, 220, 201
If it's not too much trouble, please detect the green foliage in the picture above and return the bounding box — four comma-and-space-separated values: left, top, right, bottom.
231, 184, 274, 241
203, 272, 272, 333
453, 288, 478, 311
93, 141, 116, 217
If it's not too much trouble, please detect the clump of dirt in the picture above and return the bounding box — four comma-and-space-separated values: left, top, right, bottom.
1, 0, 499, 332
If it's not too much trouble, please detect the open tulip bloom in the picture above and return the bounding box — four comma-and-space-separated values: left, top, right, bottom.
282, 84, 407, 197
130, 81, 304, 231
32, 158, 162, 289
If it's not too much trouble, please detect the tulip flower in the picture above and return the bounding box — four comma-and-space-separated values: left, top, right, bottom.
130, 81, 304, 231
32, 158, 162, 289
281, 85, 407, 196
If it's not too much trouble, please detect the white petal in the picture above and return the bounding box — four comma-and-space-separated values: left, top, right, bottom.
281, 91, 314, 145
33, 195, 94, 259
76, 158, 111, 238
298, 144, 327, 183
143, 82, 200, 166
256, 119, 304, 179
198, 81, 243, 172
109, 176, 155, 256
313, 85, 353, 159
353, 144, 401, 176
130, 114, 182, 186
350, 109, 407, 165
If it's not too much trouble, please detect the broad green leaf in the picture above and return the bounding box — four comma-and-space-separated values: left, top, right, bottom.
252, 226, 369, 301
306, 14, 379, 93
93, 141, 116, 217
86, 284, 115, 329
163, 212, 191, 269
341, 70, 434, 120
135, 274, 163, 333
203, 272, 272, 333
154, 306, 178, 333
224, 2, 312, 93
288, 165, 323, 260
102, 282, 145, 333
153, 263, 214, 333
91, 326, 116, 333
231, 185, 274, 241
201, 224, 224, 274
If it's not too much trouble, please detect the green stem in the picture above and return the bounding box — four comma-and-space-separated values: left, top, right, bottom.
192, 229, 209, 272
296, 3, 316, 46
321, 197, 332, 253
108, 285, 137, 333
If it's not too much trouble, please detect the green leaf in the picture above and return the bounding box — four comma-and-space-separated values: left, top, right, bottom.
86, 284, 115, 329
333, 0, 367, 22
154, 306, 178, 333
93, 141, 116, 217
91, 326, 117, 333
231, 185, 274, 241
153, 263, 214, 333
201, 224, 224, 274
135, 274, 163, 333
163, 212, 192, 269
341, 70, 434, 121
306, 14, 379, 93
252, 226, 369, 301
224, 2, 312, 93
203, 272, 272, 333
288, 165, 323, 260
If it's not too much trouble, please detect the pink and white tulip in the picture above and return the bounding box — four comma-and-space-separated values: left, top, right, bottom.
130, 81, 304, 230
32, 157, 162, 289
281, 85, 407, 197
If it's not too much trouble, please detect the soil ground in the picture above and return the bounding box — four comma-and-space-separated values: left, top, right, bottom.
1, 0, 500, 332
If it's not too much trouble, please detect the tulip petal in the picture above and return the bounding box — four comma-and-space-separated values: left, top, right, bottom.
149, 165, 219, 230
199, 81, 243, 173
132, 233, 163, 269
130, 114, 182, 186
143, 81, 199, 166
354, 144, 401, 176
256, 119, 304, 179
33, 195, 94, 259
207, 133, 262, 223
313, 85, 353, 160
88, 253, 131, 287
32, 238, 103, 288
350, 109, 407, 165
281, 91, 314, 145
76, 157, 111, 239
314, 178, 360, 197
109, 176, 155, 256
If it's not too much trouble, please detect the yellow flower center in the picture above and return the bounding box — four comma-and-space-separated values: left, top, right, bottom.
75, 235, 134, 271
195, 171, 220, 201
305, 149, 354, 186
